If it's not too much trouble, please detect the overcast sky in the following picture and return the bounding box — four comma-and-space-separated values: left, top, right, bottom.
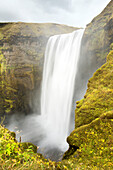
0, 0, 111, 27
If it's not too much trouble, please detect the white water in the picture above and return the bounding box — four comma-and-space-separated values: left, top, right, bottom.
40, 29, 84, 151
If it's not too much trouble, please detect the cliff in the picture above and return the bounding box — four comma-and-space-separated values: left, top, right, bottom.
82, 0, 113, 68
0, 22, 77, 117
74, 0, 113, 102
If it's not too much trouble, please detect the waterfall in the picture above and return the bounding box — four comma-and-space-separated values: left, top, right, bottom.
40, 29, 84, 151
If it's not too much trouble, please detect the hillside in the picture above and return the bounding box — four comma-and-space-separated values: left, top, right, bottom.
63, 49, 113, 168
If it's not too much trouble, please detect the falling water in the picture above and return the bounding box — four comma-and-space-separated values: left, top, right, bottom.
40, 29, 84, 151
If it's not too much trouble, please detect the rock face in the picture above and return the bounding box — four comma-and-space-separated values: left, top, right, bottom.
0, 22, 77, 116
82, 0, 113, 68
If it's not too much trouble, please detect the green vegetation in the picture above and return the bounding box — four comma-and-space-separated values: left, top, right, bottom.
0, 123, 83, 169
75, 49, 113, 128
0, 124, 56, 169
63, 49, 113, 168
64, 111, 113, 169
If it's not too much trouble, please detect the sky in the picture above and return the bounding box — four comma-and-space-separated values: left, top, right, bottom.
0, 0, 111, 27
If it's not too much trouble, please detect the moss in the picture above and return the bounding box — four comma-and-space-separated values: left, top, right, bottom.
75, 50, 113, 128
107, 49, 113, 61
110, 43, 113, 50
63, 111, 113, 168
0, 125, 48, 168
0, 124, 82, 169
63, 49, 113, 168
21, 142, 37, 153
68, 110, 113, 147
0, 50, 19, 115
10, 131, 16, 139
0, 32, 4, 40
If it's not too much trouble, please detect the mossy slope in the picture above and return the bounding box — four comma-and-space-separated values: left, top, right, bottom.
63, 111, 113, 168
63, 50, 113, 168
75, 50, 113, 128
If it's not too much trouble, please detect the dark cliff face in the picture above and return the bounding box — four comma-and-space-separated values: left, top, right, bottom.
0, 22, 78, 116
73, 0, 113, 103
82, 0, 113, 66
82, 0, 113, 69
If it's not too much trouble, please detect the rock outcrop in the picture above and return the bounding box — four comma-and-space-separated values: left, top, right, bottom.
0, 22, 77, 116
